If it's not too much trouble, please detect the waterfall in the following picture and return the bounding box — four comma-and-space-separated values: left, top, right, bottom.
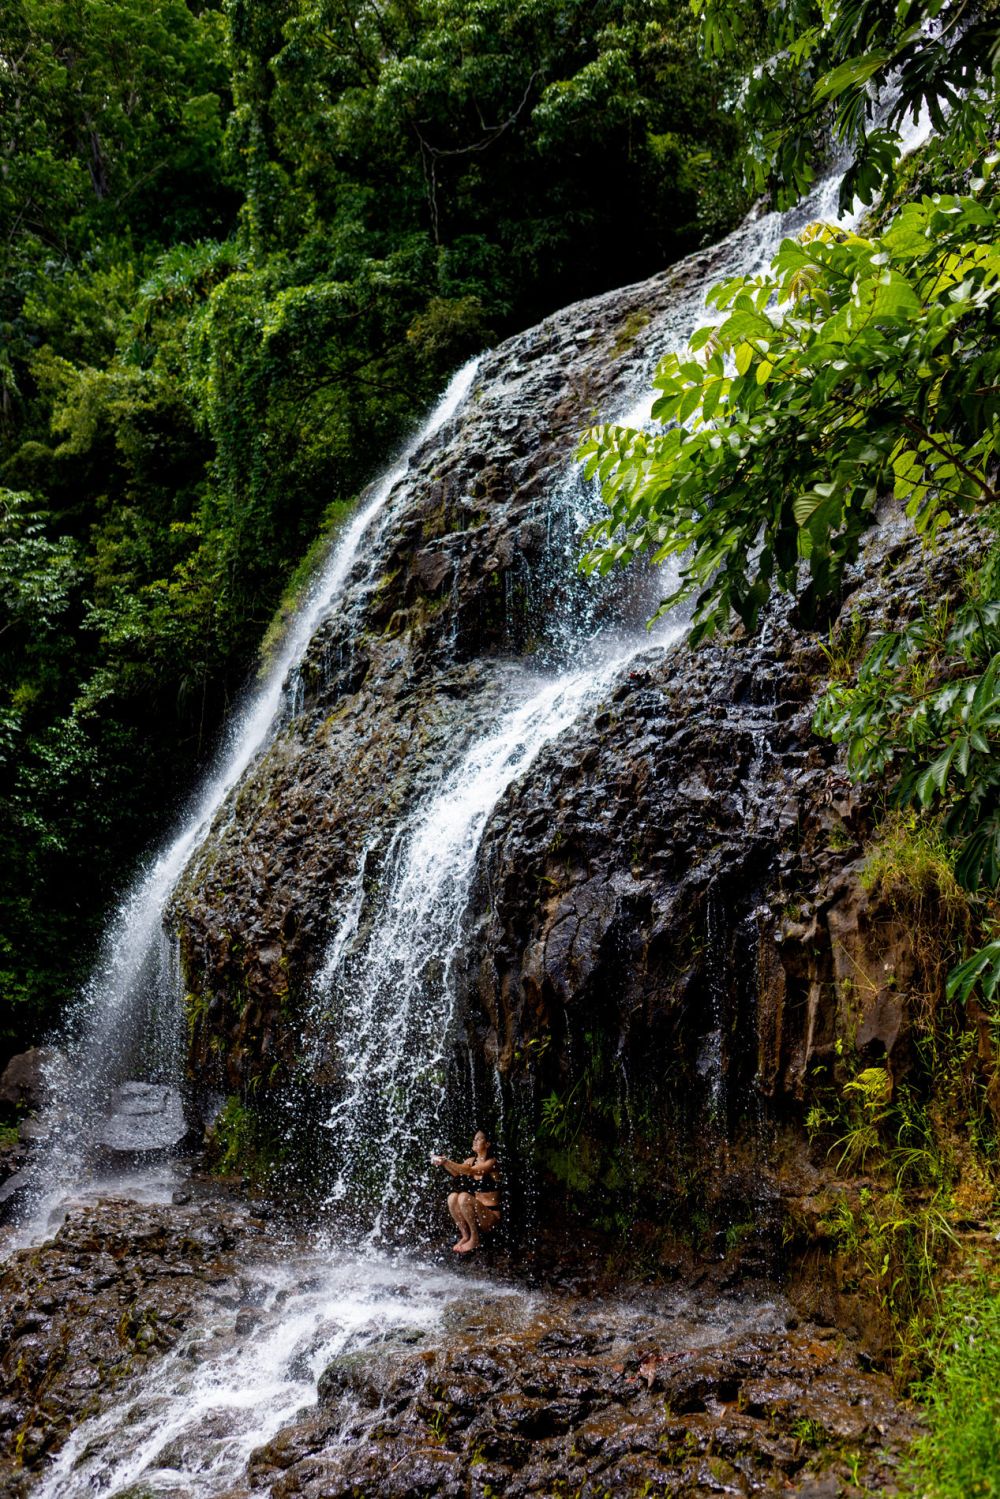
7, 106, 945, 1499
13, 99, 941, 1247
312, 625, 685, 1239
12, 106, 936, 1256
12, 359, 480, 1242
302, 103, 939, 1240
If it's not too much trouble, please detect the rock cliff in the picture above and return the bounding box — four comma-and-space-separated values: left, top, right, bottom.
172, 234, 982, 1278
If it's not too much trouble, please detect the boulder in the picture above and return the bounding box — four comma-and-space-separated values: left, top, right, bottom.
0, 1048, 61, 1116
96, 1082, 188, 1154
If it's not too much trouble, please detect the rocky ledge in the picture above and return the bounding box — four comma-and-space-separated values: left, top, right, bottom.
244, 1291, 916, 1499
0, 1193, 266, 1495
0, 1195, 918, 1499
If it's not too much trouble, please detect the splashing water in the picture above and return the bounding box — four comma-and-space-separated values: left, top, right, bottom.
32, 1244, 527, 1499
314, 622, 685, 1238
29, 1235, 792, 1499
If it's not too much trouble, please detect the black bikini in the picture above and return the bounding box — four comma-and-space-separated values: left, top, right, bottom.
469, 1164, 501, 1211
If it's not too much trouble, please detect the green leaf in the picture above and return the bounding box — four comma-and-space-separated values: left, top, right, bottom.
947, 942, 1000, 1005
813, 52, 890, 103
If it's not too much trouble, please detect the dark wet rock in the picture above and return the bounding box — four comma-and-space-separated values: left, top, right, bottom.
0, 1135, 28, 1191
247, 1310, 918, 1499
166, 197, 987, 1370
0, 1171, 31, 1224
0, 1048, 61, 1117
169, 226, 983, 1220
96, 1082, 189, 1154
16, 1115, 54, 1145
0, 1196, 263, 1492
170, 235, 763, 1099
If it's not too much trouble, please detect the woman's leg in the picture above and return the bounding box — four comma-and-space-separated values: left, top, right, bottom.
474, 1201, 500, 1239
447, 1191, 471, 1248
454, 1192, 480, 1252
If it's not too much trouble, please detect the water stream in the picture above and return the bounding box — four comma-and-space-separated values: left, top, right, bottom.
31, 1236, 789, 1499
313, 621, 686, 1238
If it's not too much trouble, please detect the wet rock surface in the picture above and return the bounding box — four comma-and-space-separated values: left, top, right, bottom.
1, 1193, 918, 1499
170, 231, 767, 1099
243, 1294, 917, 1498
96, 1081, 189, 1154
464, 520, 978, 1125
0, 1192, 264, 1495
0, 1050, 60, 1117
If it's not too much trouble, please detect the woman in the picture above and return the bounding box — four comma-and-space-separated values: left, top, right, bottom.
431, 1130, 501, 1253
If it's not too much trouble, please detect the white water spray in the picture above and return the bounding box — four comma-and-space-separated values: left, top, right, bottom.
32, 1246, 527, 1499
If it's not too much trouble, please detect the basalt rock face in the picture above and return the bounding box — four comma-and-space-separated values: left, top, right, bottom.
457, 521, 978, 1231
172, 233, 745, 1095
173, 229, 979, 1249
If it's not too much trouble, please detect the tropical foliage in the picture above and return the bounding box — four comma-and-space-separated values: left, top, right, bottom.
696, 0, 1000, 210
581, 0, 1000, 1009
580, 180, 1000, 642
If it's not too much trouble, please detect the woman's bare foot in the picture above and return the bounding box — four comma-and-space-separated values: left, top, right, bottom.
455, 1235, 480, 1253
451, 1237, 471, 1252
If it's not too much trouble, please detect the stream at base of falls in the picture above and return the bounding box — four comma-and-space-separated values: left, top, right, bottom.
2, 1181, 915, 1499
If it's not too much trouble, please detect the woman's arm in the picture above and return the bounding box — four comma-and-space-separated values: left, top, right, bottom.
432, 1155, 475, 1177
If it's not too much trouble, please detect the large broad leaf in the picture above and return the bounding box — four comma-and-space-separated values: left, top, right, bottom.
813, 52, 890, 102
868, 269, 923, 321
946, 940, 1000, 1005
719, 308, 774, 346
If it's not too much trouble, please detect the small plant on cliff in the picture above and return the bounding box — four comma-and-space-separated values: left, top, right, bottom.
208, 1095, 281, 1184
833, 1066, 892, 1171
539, 1080, 583, 1144
820, 1183, 957, 1356
817, 572, 1000, 1006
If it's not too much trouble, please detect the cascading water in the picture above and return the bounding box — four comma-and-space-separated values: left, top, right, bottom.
11, 110, 938, 1498
32, 1247, 531, 1499
312, 622, 685, 1239
12, 358, 480, 1244
299, 107, 935, 1238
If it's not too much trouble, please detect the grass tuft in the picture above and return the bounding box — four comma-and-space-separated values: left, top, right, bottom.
905, 1274, 1000, 1497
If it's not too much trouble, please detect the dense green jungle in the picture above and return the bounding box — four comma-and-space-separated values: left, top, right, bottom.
4, 0, 1000, 1494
